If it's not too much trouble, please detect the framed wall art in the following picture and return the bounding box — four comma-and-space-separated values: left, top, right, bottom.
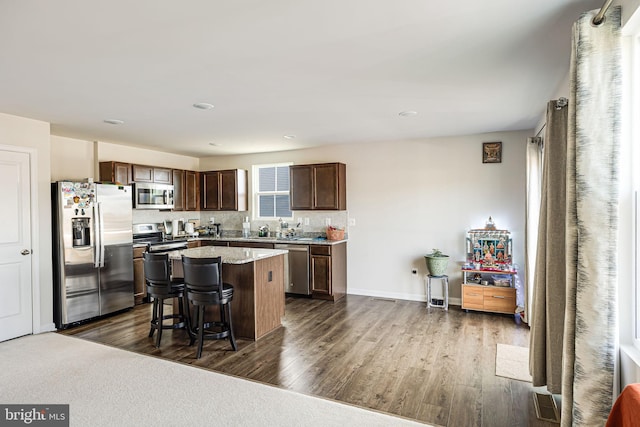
482, 142, 502, 163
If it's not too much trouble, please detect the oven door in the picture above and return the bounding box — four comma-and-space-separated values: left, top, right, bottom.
133, 183, 174, 209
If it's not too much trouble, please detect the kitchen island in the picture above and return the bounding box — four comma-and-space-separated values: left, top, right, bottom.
168, 246, 287, 341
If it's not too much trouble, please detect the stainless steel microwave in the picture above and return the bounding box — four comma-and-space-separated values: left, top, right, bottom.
133, 182, 174, 210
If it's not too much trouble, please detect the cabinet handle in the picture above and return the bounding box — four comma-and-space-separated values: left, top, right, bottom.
492, 295, 505, 299
468, 293, 481, 296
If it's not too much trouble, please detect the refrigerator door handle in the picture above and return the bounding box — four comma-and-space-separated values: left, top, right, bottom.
97, 202, 106, 268
93, 203, 101, 268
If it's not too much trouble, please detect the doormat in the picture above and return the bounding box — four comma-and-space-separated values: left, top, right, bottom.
495, 343, 532, 382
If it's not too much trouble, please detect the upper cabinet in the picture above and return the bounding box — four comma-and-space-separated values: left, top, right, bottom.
132, 164, 172, 184
184, 170, 200, 211
201, 169, 248, 211
172, 170, 200, 212
99, 161, 132, 185
172, 169, 185, 211
290, 162, 346, 210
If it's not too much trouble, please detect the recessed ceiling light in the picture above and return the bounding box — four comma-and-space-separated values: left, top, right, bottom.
103, 119, 124, 125
398, 111, 418, 117
283, 135, 296, 140
193, 102, 215, 110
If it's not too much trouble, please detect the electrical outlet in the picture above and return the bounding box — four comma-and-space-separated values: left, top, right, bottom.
412, 269, 417, 275
304, 217, 309, 225
348, 218, 356, 227
324, 218, 331, 226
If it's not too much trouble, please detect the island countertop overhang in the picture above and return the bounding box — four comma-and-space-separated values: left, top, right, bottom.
167, 246, 288, 265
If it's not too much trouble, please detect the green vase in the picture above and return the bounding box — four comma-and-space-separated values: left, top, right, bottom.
424, 255, 449, 277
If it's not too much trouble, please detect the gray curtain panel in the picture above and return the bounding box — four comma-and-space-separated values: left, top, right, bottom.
562, 6, 621, 427
529, 100, 568, 395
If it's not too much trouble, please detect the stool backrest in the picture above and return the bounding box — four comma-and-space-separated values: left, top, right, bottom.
142, 252, 171, 286
181, 256, 222, 293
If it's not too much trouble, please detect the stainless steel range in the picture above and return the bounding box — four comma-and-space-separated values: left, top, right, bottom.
133, 223, 188, 253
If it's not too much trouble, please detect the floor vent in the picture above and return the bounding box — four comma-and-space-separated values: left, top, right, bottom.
533, 392, 560, 424
371, 297, 397, 303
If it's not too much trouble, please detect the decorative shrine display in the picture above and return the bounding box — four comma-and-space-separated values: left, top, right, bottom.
465, 217, 512, 271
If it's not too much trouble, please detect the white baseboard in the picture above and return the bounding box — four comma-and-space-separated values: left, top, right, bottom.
34, 323, 56, 334
347, 288, 461, 306
621, 344, 640, 388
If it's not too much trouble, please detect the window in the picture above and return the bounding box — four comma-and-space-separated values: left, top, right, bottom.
253, 163, 292, 220
625, 26, 640, 349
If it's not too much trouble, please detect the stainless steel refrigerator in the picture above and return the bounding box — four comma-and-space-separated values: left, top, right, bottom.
52, 181, 134, 328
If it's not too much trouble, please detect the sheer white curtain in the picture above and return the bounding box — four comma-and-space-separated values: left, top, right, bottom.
524, 136, 543, 324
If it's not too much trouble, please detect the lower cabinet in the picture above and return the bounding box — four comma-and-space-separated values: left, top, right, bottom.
461, 284, 516, 314
310, 242, 346, 301
229, 241, 274, 249
132, 246, 147, 304
200, 240, 229, 247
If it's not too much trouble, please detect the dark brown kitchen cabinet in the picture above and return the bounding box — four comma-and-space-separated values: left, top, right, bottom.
200, 240, 229, 247
132, 164, 172, 184
172, 169, 200, 211
99, 161, 132, 185
229, 241, 274, 249
132, 246, 147, 304
201, 169, 248, 211
310, 242, 347, 301
172, 169, 185, 211
185, 170, 200, 211
290, 162, 346, 210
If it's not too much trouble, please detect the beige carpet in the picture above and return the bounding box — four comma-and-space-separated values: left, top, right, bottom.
0, 333, 429, 427
495, 343, 533, 382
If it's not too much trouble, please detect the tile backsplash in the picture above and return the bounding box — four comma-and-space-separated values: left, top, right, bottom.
132, 210, 348, 236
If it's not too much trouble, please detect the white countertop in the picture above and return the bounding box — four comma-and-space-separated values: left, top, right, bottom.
167, 246, 288, 265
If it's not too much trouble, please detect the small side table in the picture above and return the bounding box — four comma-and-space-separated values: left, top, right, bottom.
426, 275, 449, 310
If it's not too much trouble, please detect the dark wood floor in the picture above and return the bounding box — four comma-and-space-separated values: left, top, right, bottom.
60, 295, 555, 427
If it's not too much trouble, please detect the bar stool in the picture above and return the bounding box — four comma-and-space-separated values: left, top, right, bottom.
143, 252, 188, 348
182, 255, 237, 359
426, 274, 449, 310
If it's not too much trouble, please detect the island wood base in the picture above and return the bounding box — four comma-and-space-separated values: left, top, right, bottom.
173, 254, 285, 340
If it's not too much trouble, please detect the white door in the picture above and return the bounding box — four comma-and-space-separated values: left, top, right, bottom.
0, 150, 32, 342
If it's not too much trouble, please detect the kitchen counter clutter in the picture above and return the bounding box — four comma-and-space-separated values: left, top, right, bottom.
190, 235, 347, 246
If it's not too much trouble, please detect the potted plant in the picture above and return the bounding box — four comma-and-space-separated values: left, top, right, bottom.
424, 249, 449, 277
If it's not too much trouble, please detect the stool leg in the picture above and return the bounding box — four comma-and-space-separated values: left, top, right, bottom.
156, 298, 164, 348
219, 303, 226, 324
149, 298, 157, 338
196, 305, 205, 359
181, 295, 192, 337
188, 301, 198, 346
226, 302, 237, 351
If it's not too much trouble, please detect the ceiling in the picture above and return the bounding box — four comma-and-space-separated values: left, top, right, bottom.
0, 0, 603, 157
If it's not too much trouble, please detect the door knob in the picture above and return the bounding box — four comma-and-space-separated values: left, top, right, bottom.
21, 249, 31, 255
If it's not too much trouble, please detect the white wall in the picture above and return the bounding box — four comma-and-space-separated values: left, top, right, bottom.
0, 113, 53, 332
50, 135, 95, 181
201, 130, 529, 302
50, 129, 528, 303
97, 141, 199, 171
